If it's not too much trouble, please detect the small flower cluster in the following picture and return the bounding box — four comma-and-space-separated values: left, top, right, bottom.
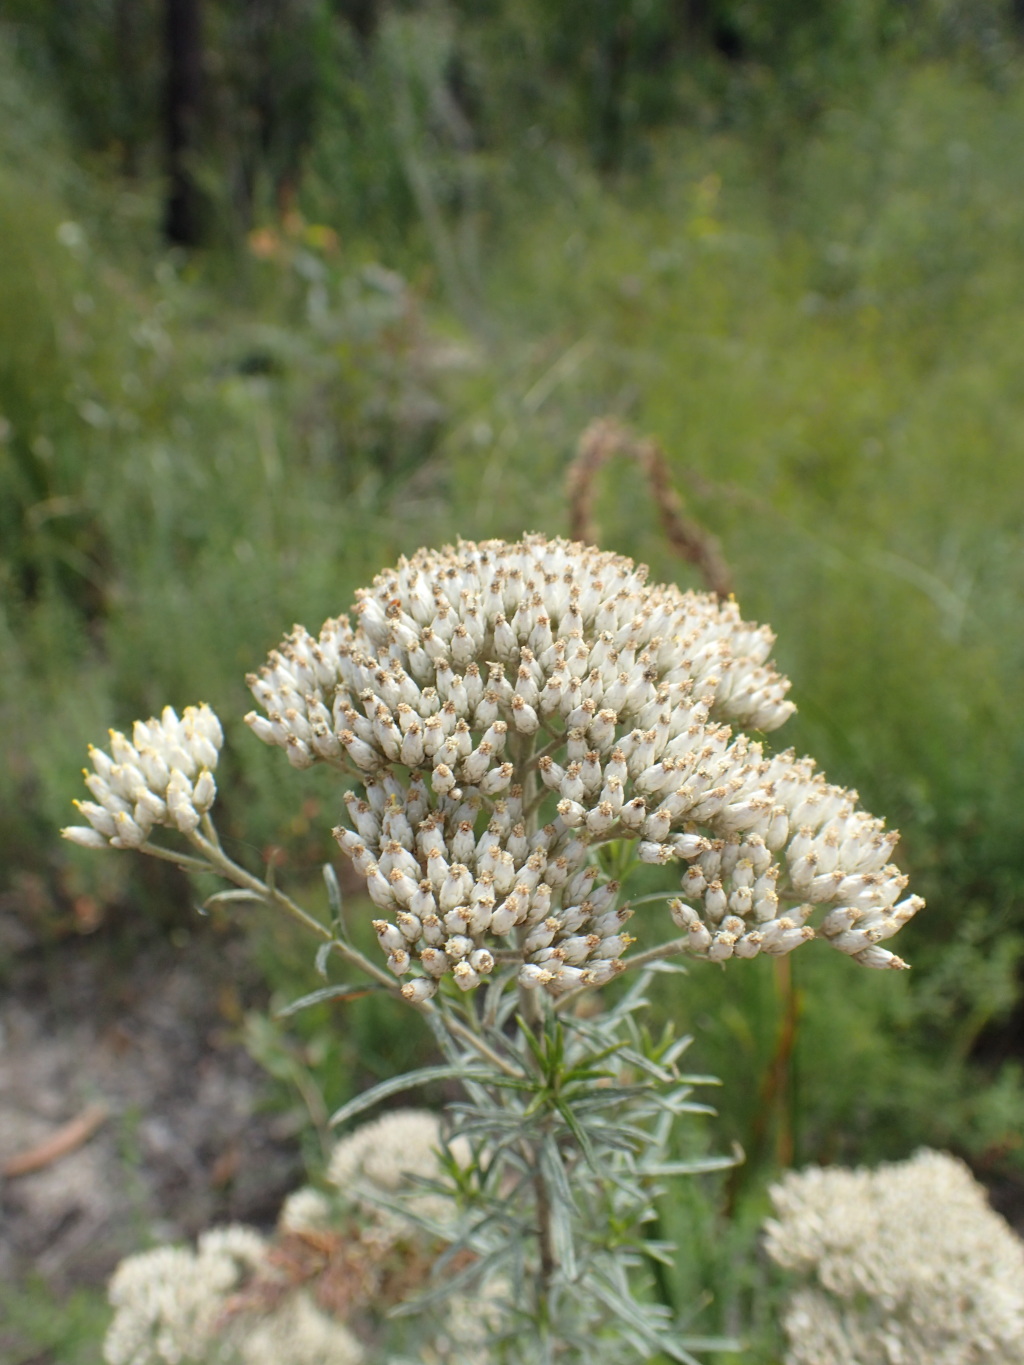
764, 1149, 1024, 1365
103, 1111, 472, 1365
105, 1225, 362, 1365
327, 1107, 470, 1236
103, 1225, 325, 1365
245, 536, 922, 998
62, 705, 222, 851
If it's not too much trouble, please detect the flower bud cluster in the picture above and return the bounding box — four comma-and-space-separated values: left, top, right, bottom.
339, 778, 631, 1000
62, 704, 222, 850
234, 534, 920, 996
668, 751, 923, 969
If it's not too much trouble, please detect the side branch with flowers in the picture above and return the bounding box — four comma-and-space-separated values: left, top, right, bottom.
64, 535, 923, 1362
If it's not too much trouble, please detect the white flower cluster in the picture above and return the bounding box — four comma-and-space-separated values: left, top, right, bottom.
104, 1223, 362, 1365
62, 705, 223, 851
764, 1149, 1024, 1365
327, 1107, 469, 1242
245, 536, 922, 998
105, 1226, 259, 1364
103, 1111, 469, 1365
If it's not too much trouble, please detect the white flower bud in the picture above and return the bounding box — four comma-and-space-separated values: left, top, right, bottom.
829, 927, 883, 956
619, 797, 648, 830
510, 695, 539, 734
444, 934, 473, 960
638, 840, 674, 864
444, 906, 472, 934
547, 964, 586, 994
365, 863, 397, 910
708, 932, 737, 962
395, 910, 422, 942
593, 906, 633, 937
419, 947, 449, 977
565, 866, 598, 904
62, 824, 110, 850
479, 762, 514, 795
340, 730, 381, 771
440, 864, 473, 912
453, 961, 480, 991
596, 933, 630, 959
401, 976, 438, 1003
491, 850, 517, 894
734, 931, 763, 959
191, 770, 216, 814
524, 919, 559, 954
853, 945, 908, 970
669, 899, 699, 930
420, 912, 445, 945
820, 905, 863, 937
687, 922, 713, 953
584, 958, 625, 986
527, 883, 553, 922
585, 801, 618, 836
703, 881, 728, 922
373, 920, 406, 954
557, 798, 586, 828
518, 963, 553, 990
762, 923, 815, 956
166, 772, 199, 834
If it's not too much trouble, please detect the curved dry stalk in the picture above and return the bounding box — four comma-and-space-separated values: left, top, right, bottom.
566, 417, 734, 599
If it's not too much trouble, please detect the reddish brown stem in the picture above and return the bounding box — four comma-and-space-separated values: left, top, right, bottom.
566, 417, 734, 599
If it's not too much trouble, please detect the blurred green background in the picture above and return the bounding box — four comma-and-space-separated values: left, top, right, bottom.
2, 1, 1024, 1359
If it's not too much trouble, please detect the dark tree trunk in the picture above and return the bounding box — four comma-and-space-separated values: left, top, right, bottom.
113, 0, 147, 178
164, 0, 205, 245
338, 0, 378, 45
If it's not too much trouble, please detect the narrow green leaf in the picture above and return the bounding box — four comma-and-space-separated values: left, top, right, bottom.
547, 1181, 578, 1282
202, 888, 264, 908
555, 1098, 597, 1169
329, 1063, 491, 1127
323, 862, 343, 917
671, 1336, 744, 1352
516, 1014, 550, 1072
583, 1274, 702, 1365
639, 1152, 741, 1178
275, 981, 382, 1017
387, 1242, 511, 1317
539, 1133, 578, 1213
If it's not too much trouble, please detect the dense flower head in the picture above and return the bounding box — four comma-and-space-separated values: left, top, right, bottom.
104, 1224, 363, 1365
103, 1113, 491, 1365
245, 535, 923, 999
62, 704, 223, 851
764, 1150, 1024, 1365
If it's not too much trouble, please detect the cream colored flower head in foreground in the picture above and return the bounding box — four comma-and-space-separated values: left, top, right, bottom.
245, 535, 923, 999
764, 1149, 1024, 1365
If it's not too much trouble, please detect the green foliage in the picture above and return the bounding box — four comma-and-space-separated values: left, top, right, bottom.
7, 11, 1024, 1363
429, 60, 1024, 1190
0, 1275, 111, 1365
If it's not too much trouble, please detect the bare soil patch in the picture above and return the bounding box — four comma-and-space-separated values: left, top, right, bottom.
0, 909, 302, 1297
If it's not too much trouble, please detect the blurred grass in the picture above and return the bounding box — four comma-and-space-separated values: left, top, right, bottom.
0, 1277, 111, 1365
4, 24, 1024, 1364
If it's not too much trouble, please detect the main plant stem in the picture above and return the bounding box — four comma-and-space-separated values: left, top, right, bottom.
514, 728, 560, 1342
518, 991, 558, 1346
